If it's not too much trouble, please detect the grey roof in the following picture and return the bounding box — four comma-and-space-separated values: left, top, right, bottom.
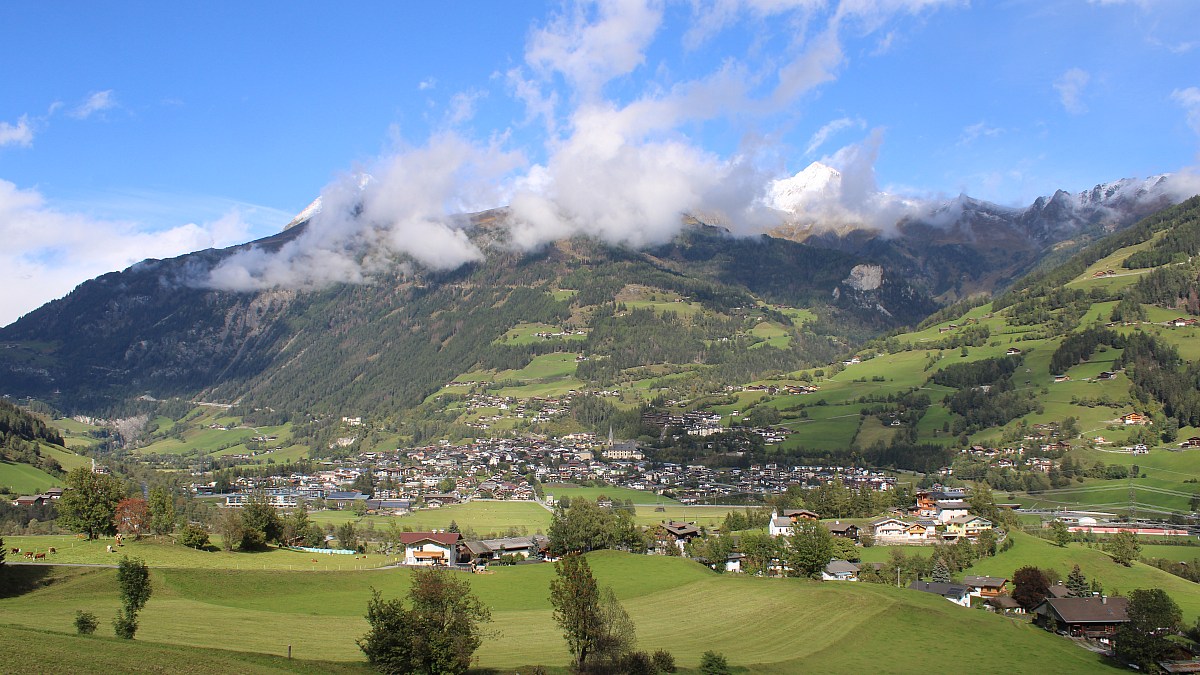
1038, 596, 1129, 624
987, 594, 1022, 610
462, 540, 492, 556
479, 536, 538, 552
962, 575, 1007, 588
825, 559, 860, 575
908, 581, 969, 600
326, 491, 367, 500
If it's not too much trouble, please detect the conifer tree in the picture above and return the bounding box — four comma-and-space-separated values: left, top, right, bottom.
1066, 564, 1089, 597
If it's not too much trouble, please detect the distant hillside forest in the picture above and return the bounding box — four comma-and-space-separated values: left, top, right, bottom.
0, 399, 65, 474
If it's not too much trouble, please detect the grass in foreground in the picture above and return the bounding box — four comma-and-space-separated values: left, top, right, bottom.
0, 551, 1109, 672
0, 624, 370, 674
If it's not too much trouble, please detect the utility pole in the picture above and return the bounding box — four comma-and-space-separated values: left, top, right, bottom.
1128, 471, 1136, 522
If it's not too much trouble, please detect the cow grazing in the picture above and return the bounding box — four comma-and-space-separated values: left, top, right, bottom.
9, 547, 19, 555
34, 552, 46, 560
48, 547, 56, 554
24, 552, 34, 559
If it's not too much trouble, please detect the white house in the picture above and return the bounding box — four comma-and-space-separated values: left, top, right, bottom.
871, 517, 906, 539
398, 532, 461, 566
769, 515, 795, 537
935, 500, 971, 524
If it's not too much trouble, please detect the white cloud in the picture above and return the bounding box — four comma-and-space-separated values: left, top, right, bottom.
1054, 68, 1090, 115
0, 179, 256, 326
71, 90, 117, 119
447, 89, 487, 126
1172, 86, 1200, 137
957, 121, 1003, 146
805, 116, 865, 156
418, 78, 437, 91
205, 133, 524, 292
0, 115, 34, 147
525, 0, 664, 100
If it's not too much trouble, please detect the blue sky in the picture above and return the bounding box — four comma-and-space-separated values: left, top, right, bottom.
2, 0, 1200, 324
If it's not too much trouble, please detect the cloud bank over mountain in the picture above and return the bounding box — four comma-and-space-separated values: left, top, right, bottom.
204, 0, 967, 292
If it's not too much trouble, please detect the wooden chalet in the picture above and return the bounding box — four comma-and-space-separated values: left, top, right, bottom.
1033, 596, 1129, 642
825, 521, 860, 541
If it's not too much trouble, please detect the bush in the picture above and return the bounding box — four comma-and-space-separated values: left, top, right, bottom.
700, 651, 731, 675
113, 610, 138, 639
651, 650, 677, 672
620, 651, 655, 675
179, 523, 210, 549
74, 610, 98, 635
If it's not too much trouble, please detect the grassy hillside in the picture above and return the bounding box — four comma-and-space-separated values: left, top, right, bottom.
0, 459, 61, 494
966, 530, 1200, 622
0, 551, 1108, 672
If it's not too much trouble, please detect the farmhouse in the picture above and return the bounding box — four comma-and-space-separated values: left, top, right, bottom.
660, 521, 702, 551
1033, 596, 1129, 643
1120, 412, 1150, 426
398, 532, 462, 566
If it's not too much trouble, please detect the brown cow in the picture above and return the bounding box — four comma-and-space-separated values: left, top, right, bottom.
9, 547, 18, 555
48, 547, 56, 554
24, 552, 34, 559
34, 552, 46, 560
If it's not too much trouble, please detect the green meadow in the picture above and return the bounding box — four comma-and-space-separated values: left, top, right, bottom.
542, 483, 678, 505
310, 500, 554, 536
3, 535, 392, 571
0, 551, 1109, 672
0, 460, 61, 494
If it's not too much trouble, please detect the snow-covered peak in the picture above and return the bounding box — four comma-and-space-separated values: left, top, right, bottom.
283, 173, 375, 231
769, 162, 842, 212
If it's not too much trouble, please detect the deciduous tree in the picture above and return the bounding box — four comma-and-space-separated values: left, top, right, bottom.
358, 568, 492, 675
240, 491, 283, 548
787, 521, 833, 579
550, 554, 605, 671
1012, 566, 1050, 612
114, 556, 151, 639
1115, 588, 1183, 671
1106, 531, 1141, 567
114, 498, 149, 539
147, 486, 176, 536
58, 467, 124, 539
